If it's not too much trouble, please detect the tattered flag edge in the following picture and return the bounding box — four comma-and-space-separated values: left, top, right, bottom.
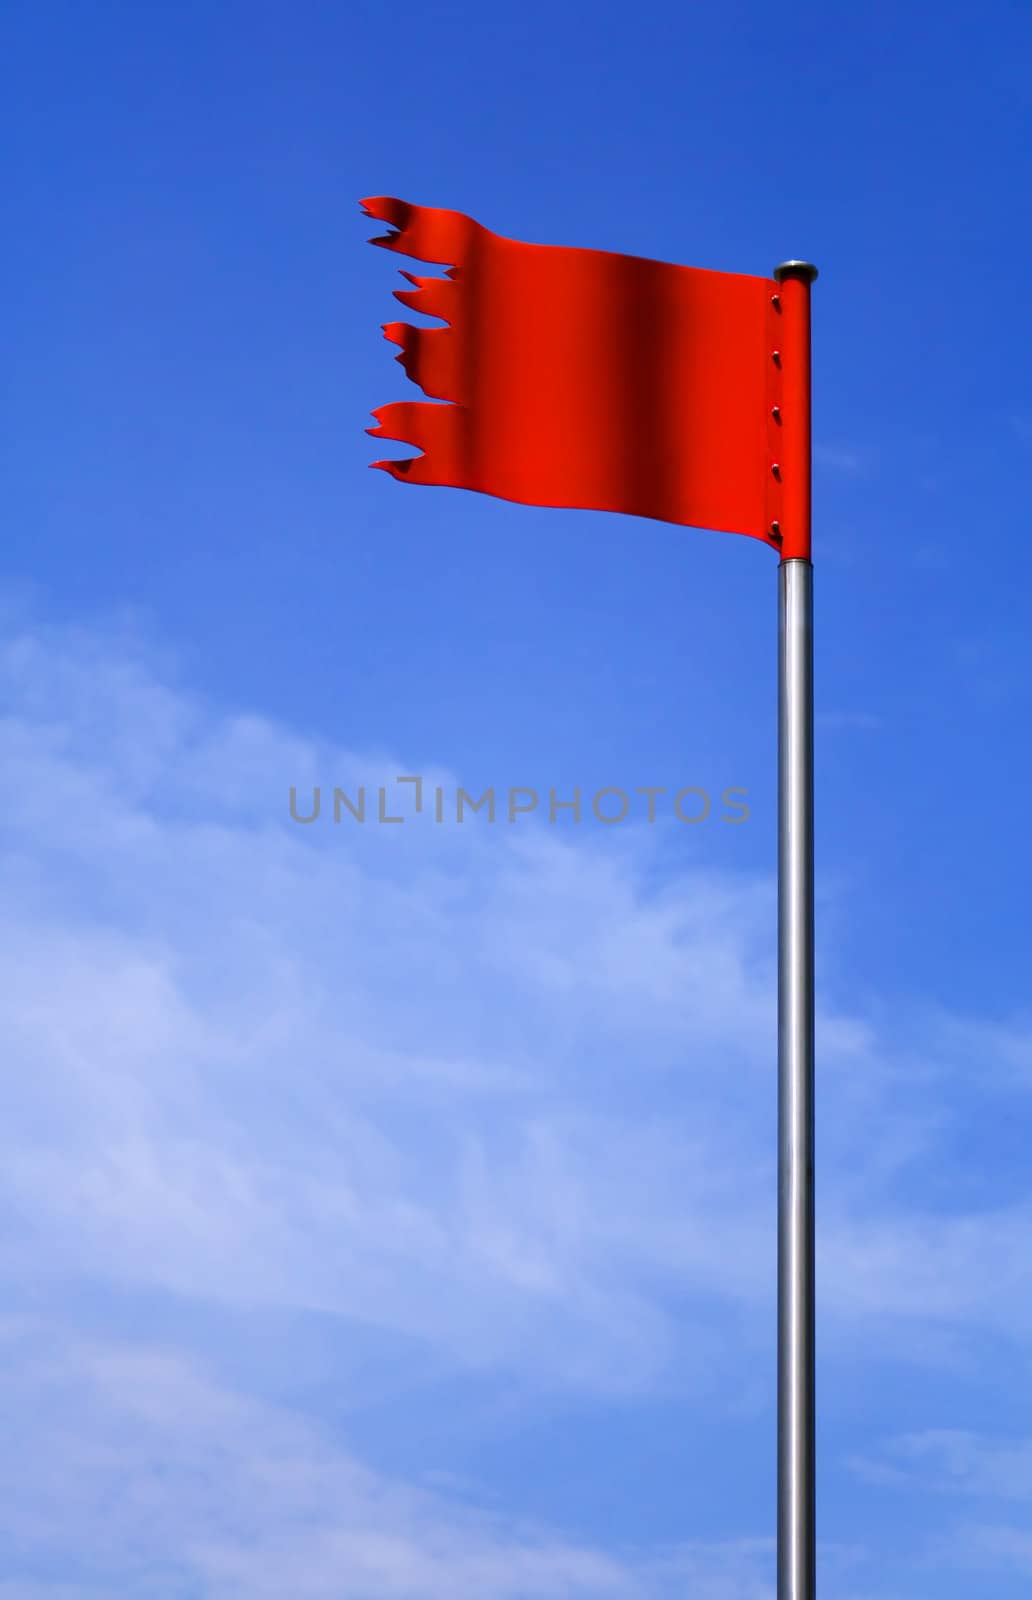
361, 196, 480, 478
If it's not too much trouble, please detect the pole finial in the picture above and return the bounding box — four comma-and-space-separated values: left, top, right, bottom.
773, 261, 819, 284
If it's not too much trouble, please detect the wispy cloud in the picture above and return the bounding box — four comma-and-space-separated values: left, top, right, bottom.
0, 1324, 652, 1598
3, 614, 1032, 1591
850, 1429, 1032, 1503
2, 615, 1031, 1369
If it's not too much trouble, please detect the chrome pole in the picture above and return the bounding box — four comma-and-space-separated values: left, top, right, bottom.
778, 553, 815, 1600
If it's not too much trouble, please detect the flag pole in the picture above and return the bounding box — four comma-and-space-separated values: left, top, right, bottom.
772, 259, 818, 1600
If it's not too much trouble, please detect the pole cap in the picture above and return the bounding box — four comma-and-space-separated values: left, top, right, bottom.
773, 261, 819, 284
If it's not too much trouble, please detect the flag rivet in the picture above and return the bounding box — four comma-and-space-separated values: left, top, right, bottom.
770, 520, 782, 541
771, 405, 782, 423
771, 293, 781, 310
772, 462, 781, 479
772, 349, 782, 366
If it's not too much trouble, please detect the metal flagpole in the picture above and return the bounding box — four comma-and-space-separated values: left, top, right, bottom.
773, 259, 818, 1600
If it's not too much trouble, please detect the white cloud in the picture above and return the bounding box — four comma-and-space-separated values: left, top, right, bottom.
4, 615, 1032, 1374
0, 1324, 633, 1598
851, 1429, 1032, 1503
3, 612, 1032, 1592
0, 617, 787, 1393
0, 1319, 789, 1599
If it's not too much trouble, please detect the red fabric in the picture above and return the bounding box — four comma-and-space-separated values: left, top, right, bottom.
363, 197, 784, 551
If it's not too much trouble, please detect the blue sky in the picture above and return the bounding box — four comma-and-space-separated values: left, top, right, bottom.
3, 2, 1032, 1595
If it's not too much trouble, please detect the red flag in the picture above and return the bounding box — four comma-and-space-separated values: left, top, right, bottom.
363, 197, 804, 556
